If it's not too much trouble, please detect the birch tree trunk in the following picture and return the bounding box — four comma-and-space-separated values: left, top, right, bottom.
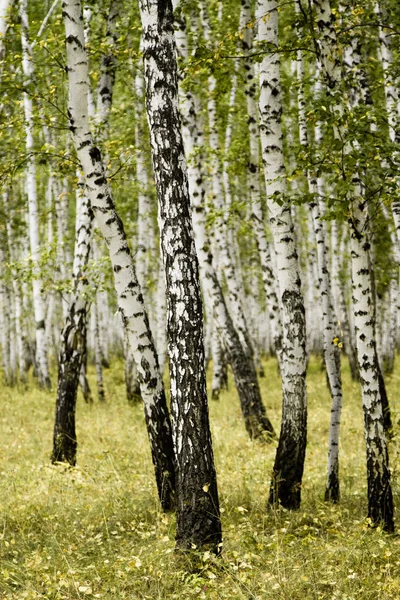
6, 201, 29, 384
140, 0, 222, 550
257, 0, 307, 509
240, 0, 283, 362
350, 203, 394, 531
331, 221, 359, 380
200, 2, 254, 356
313, 0, 394, 528
0, 236, 12, 385
0, 0, 12, 65
295, 7, 343, 502
20, 0, 51, 389
53, 0, 120, 462
61, 0, 175, 510
52, 179, 93, 464
174, 3, 274, 438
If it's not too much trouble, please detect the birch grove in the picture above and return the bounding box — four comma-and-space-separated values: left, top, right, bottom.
0, 0, 399, 547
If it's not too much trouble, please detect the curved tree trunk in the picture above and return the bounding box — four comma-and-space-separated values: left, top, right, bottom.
61, 0, 175, 510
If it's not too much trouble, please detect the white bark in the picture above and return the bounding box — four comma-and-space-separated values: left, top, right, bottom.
0, 239, 12, 385
174, 3, 274, 437
61, 0, 175, 508
155, 259, 167, 375
0, 0, 12, 64
374, 2, 400, 274
295, 11, 343, 500
314, 0, 394, 527
257, 0, 307, 508
350, 201, 393, 530
200, 2, 253, 356
20, 0, 51, 389
134, 65, 154, 303
240, 0, 283, 361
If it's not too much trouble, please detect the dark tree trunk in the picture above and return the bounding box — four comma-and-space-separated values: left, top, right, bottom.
377, 357, 393, 437
125, 346, 142, 405
52, 303, 87, 465
140, 0, 221, 551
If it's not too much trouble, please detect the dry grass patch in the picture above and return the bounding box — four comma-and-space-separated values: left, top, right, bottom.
0, 357, 400, 599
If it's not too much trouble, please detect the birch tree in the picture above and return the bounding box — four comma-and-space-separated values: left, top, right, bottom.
174, 1, 275, 440
20, 0, 51, 389
139, 0, 222, 550
295, 0, 343, 502
312, 0, 394, 529
61, 0, 175, 510
257, 0, 308, 509
53, 0, 121, 463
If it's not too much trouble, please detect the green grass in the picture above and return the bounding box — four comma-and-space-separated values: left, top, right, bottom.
1, 357, 400, 599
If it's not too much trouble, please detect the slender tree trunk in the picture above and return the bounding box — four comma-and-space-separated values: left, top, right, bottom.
200, 4, 253, 357
155, 260, 167, 375
61, 0, 175, 510
0, 0, 12, 66
350, 203, 394, 532
140, 0, 222, 550
52, 181, 93, 465
331, 221, 359, 380
240, 0, 283, 363
124, 334, 142, 405
0, 238, 12, 386
294, 11, 343, 501
314, 0, 394, 528
93, 296, 106, 402
6, 202, 29, 384
174, 4, 274, 439
257, 0, 307, 509
20, 0, 51, 390
211, 325, 228, 400
79, 353, 93, 404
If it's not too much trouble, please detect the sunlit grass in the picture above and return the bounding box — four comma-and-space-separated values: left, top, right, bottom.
0, 356, 400, 599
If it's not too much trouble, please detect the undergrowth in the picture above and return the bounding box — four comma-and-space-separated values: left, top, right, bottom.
0, 356, 400, 599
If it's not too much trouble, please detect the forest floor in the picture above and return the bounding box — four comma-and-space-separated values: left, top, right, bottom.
1, 357, 400, 599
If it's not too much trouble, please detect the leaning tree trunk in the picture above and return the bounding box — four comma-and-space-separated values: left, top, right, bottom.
257, 0, 307, 509
140, 0, 222, 551
200, 3, 253, 357
174, 3, 274, 438
53, 0, 120, 464
61, 0, 175, 510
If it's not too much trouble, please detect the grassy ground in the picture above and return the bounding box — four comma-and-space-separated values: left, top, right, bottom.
1, 357, 400, 599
